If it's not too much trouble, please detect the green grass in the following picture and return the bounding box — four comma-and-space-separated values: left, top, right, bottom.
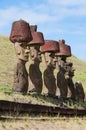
0, 85, 12, 93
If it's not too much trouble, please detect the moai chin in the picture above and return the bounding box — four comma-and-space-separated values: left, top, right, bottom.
28, 31, 44, 94
9, 19, 32, 94
41, 40, 59, 97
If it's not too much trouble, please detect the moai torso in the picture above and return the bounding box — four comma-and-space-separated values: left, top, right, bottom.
28, 31, 44, 94
44, 66, 56, 96
13, 42, 30, 94
65, 62, 75, 100
43, 52, 57, 97
57, 67, 68, 99
29, 63, 42, 93
56, 57, 68, 99
57, 58, 76, 100
13, 60, 28, 94
29, 45, 43, 94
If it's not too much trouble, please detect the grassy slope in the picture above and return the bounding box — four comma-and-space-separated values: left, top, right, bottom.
0, 36, 86, 91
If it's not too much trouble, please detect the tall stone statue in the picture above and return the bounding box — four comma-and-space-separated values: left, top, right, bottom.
41, 40, 59, 97
9, 19, 32, 94
66, 62, 76, 100
13, 43, 30, 94
28, 31, 44, 94
56, 39, 75, 99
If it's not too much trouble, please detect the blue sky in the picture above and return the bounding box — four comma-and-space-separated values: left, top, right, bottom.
0, 0, 86, 61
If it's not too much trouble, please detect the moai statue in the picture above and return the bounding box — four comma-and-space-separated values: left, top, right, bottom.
41, 40, 59, 97
9, 19, 32, 94
65, 62, 76, 100
56, 61, 68, 99
75, 81, 85, 102
30, 25, 37, 32
28, 31, 44, 94
56, 39, 75, 99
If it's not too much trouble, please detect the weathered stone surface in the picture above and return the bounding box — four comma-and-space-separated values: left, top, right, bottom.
57, 56, 75, 99
13, 60, 28, 94
12, 41, 30, 94
29, 63, 43, 94
57, 70, 68, 98
66, 62, 75, 99
75, 81, 85, 102
10, 19, 32, 43
44, 66, 56, 96
29, 44, 43, 94
41, 40, 59, 97
41, 40, 59, 53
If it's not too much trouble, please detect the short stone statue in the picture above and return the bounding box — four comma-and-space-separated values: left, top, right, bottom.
41, 40, 59, 97
75, 81, 85, 102
56, 39, 75, 99
28, 32, 44, 94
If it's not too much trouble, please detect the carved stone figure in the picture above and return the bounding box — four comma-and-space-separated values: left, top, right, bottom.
13, 42, 30, 94
29, 45, 43, 94
41, 40, 59, 97
56, 39, 75, 99
56, 58, 68, 99
10, 19, 32, 43
28, 32, 44, 94
75, 81, 85, 102
9, 19, 32, 94
43, 52, 57, 96
66, 62, 76, 100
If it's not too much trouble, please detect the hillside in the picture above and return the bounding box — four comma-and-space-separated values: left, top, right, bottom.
0, 35, 86, 92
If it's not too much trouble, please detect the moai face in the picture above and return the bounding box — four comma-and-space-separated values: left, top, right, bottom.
44, 52, 57, 68
29, 45, 42, 62
14, 42, 30, 62
66, 63, 75, 78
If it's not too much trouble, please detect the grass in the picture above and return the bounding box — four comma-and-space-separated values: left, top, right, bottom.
0, 85, 12, 93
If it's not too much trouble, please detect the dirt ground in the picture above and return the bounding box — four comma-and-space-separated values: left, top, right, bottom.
0, 117, 86, 130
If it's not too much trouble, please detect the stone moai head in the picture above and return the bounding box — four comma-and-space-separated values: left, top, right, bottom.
14, 42, 30, 62
28, 32, 44, 62
65, 62, 75, 78
9, 19, 32, 62
41, 40, 59, 68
